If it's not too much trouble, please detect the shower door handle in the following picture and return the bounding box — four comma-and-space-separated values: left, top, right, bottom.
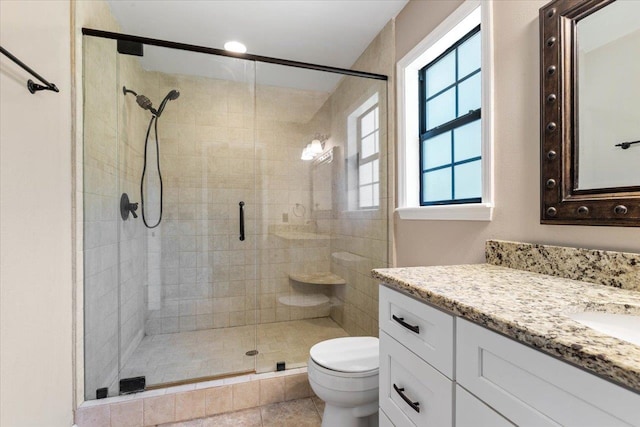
239, 201, 245, 241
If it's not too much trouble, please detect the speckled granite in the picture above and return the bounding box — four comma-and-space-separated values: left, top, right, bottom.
486, 240, 640, 291
372, 264, 640, 392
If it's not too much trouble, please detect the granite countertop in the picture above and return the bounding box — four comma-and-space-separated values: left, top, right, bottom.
372, 264, 640, 392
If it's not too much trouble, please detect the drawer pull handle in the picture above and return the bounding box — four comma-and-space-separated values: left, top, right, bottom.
393, 383, 420, 413
392, 314, 420, 334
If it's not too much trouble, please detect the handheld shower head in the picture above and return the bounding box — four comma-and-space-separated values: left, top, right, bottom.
156, 89, 180, 117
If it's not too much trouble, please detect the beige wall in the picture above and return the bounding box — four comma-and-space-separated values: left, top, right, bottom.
0, 1, 74, 426
394, 0, 640, 267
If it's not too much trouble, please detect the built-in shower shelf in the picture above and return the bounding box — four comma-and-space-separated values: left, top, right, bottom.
278, 294, 331, 307
289, 272, 346, 286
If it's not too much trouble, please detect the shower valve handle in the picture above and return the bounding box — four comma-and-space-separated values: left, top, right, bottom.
128, 202, 139, 218
120, 193, 139, 221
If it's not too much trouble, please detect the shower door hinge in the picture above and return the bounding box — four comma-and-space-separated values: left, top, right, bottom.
119, 376, 146, 395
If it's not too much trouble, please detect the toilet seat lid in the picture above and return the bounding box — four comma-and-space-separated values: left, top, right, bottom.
310, 337, 379, 373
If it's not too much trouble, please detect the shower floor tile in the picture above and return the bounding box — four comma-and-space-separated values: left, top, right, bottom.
120, 317, 348, 387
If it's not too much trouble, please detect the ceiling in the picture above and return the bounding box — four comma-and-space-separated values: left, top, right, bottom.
106, 0, 407, 92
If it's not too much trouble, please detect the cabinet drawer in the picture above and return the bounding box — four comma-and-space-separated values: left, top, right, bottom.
457, 318, 640, 427
455, 385, 514, 427
380, 330, 453, 427
379, 285, 454, 378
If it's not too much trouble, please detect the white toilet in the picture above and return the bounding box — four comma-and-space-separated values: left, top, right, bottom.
308, 337, 379, 427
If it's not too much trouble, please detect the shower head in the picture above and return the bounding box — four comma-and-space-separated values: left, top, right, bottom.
166, 90, 180, 101
156, 89, 180, 117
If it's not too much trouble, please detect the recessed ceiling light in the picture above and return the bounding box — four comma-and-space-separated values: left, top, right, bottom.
224, 41, 247, 54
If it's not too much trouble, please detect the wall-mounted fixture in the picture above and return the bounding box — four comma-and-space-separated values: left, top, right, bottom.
539, 0, 639, 226
301, 134, 329, 161
0, 45, 59, 94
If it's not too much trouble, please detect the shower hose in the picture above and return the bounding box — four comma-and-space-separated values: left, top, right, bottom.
140, 115, 163, 229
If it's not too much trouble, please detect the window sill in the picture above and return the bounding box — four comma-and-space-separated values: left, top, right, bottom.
395, 203, 493, 221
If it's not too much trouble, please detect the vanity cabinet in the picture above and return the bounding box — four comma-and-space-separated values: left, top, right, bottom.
379, 285, 640, 427
457, 318, 639, 426
379, 285, 455, 426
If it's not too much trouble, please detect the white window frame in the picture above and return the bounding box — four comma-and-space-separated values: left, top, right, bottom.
347, 93, 379, 212
396, 0, 494, 221
357, 104, 380, 209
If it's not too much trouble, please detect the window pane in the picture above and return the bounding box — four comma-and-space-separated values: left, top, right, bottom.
426, 52, 456, 97
359, 184, 373, 207
454, 160, 482, 200
423, 132, 451, 170
373, 183, 379, 207
361, 109, 376, 136
453, 119, 481, 162
423, 168, 451, 203
426, 88, 455, 130
458, 32, 481, 79
359, 162, 373, 185
457, 72, 481, 116
361, 133, 376, 158
373, 158, 379, 182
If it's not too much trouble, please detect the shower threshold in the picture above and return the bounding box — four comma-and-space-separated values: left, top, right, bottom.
119, 317, 348, 389
145, 369, 255, 391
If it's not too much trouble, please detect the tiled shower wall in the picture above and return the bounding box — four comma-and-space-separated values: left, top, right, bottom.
254, 83, 334, 325
305, 22, 394, 337
142, 70, 334, 335
143, 72, 258, 334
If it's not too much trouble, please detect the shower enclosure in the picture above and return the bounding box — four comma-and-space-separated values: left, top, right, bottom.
82, 30, 389, 399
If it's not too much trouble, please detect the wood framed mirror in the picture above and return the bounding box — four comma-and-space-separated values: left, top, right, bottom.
539, 0, 640, 226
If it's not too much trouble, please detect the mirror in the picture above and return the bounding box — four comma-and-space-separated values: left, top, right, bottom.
576, 1, 640, 190
311, 147, 334, 213
540, 0, 640, 226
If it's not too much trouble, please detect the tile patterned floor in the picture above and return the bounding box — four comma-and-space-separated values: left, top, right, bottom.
121, 318, 348, 386
160, 397, 325, 427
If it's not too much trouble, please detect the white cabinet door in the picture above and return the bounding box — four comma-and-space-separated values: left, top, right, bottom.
380, 330, 453, 427
380, 408, 395, 427
457, 318, 640, 427
379, 285, 454, 378
455, 385, 514, 427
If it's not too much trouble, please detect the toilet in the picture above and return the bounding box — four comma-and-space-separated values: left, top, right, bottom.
308, 337, 379, 427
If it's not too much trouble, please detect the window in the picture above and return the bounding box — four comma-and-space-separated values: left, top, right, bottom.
346, 93, 380, 211
419, 26, 481, 205
357, 105, 380, 209
396, 0, 493, 220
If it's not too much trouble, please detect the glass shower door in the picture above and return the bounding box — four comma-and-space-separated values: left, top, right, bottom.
115, 45, 258, 388
253, 62, 389, 374
83, 33, 259, 399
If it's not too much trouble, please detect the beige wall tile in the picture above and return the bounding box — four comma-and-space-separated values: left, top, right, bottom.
259, 377, 285, 405
143, 394, 175, 426
175, 390, 205, 421
110, 400, 143, 427
205, 385, 233, 416
76, 405, 110, 427
284, 373, 311, 400
232, 380, 260, 410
